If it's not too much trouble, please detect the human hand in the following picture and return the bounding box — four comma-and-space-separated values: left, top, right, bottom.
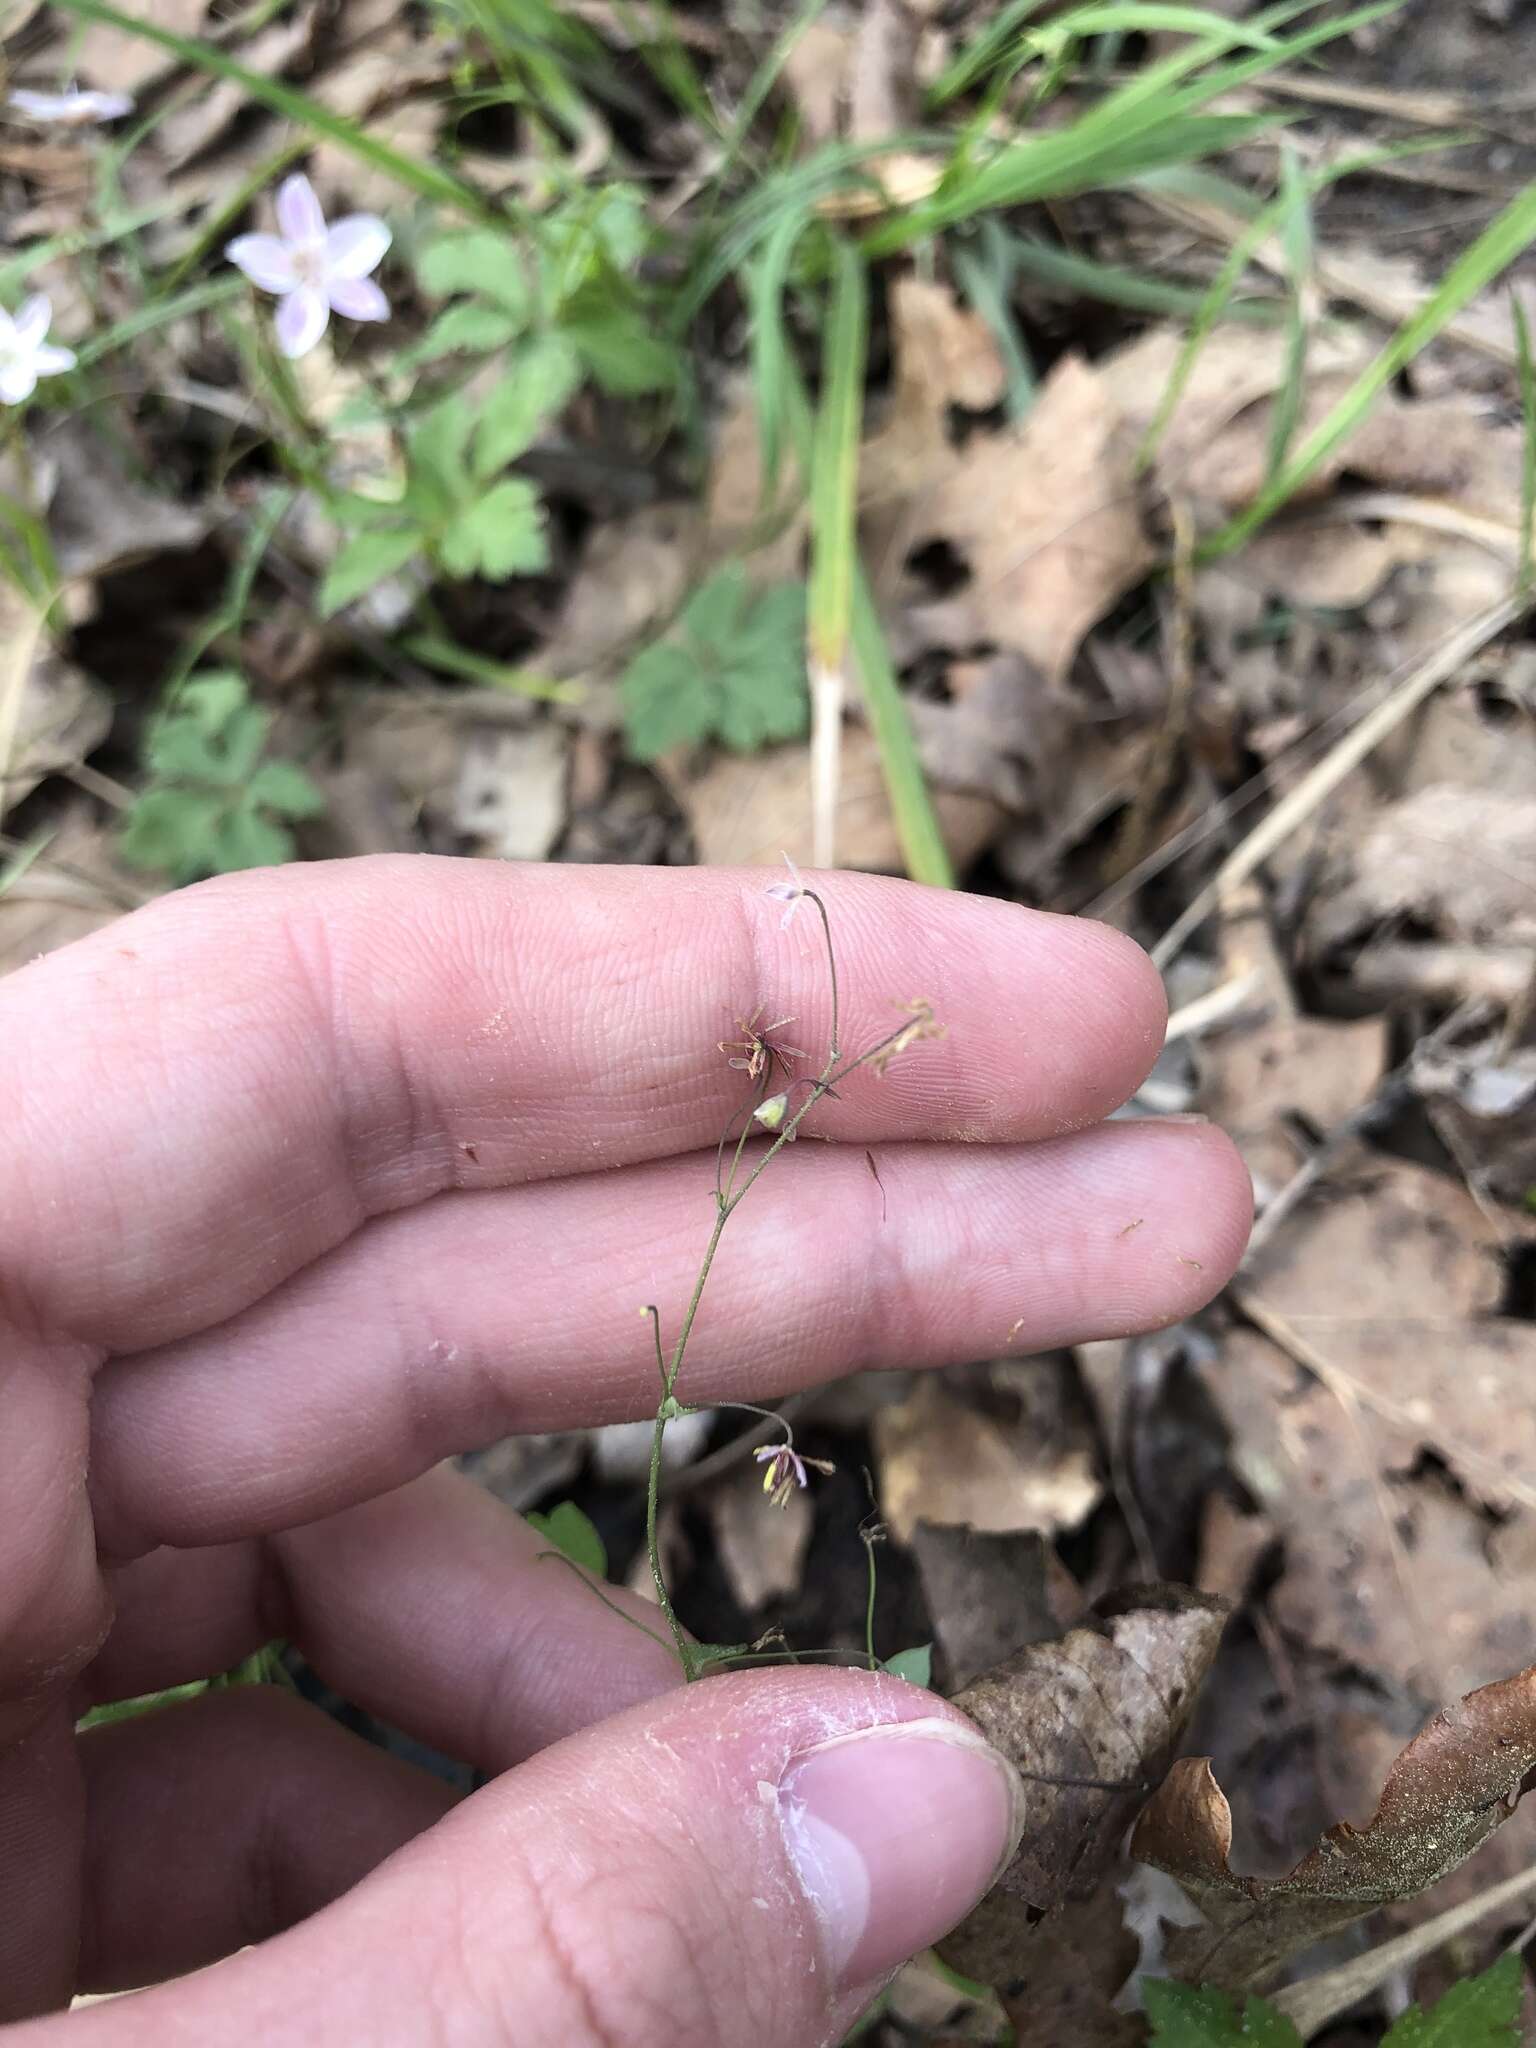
0, 856, 1249, 2045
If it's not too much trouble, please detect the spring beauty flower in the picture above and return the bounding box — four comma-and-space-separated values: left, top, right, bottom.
226, 173, 390, 361
7, 86, 133, 125
0, 296, 76, 406
754, 1440, 834, 1509
765, 852, 807, 930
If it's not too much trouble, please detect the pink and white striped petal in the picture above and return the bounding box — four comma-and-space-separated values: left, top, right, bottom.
275, 173, 325, 248
327, 275, 389, 323
225, 233, 297, 295
325, 214, 391, 280
274, 286, 329, 360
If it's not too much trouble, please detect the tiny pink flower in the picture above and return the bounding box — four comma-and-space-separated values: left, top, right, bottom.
226, 173, 390, 361
765, 852, 807, 930
0, 296, 75, 407
7, 86, 134, 126
754, 1440, 834, 1509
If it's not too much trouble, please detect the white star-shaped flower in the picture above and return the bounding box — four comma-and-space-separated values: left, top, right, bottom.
226, 173, 390, 361
0, 296, 76, 407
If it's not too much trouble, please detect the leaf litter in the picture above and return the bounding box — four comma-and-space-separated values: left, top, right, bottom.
8, 0, 1536, 2036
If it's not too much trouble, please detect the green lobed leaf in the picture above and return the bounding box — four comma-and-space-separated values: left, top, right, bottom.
1144, 1981, 1301, 2046
210, 805, 296, 873
417, 231, 534, 319
408, 395, 478, 504
472, 335, 582, 478
620, 570, 808, 760
439, 479, 549, 581
567, 315, 679, 396
317, 528, 423, 619
526, 1501, 608, 1579
882, 1644, 933, 1686
119, 787, 223, 879
247, 758, 327, 821
410, 302, 522, 365
1380, 1954, 1523, 2047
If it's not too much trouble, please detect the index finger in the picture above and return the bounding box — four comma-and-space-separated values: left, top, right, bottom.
0, 855, 1164, 1352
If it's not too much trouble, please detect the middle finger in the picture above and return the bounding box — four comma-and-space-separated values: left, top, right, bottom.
90, 1120, 1249, 1554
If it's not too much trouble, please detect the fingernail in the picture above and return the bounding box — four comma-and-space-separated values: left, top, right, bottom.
776, 1716, 1023, 1987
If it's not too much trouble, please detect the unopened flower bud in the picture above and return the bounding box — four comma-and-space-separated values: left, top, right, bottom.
754, 1091, 790, 1132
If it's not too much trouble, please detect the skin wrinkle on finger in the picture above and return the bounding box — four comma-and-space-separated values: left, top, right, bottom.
9, 1669, 968, 2048
86, 1124, 1250, 1555
0, 857, 1167, 1356
84, 1469, 685, 1776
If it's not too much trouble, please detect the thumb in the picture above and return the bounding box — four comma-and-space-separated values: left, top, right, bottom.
45, 1670, 1023, 2048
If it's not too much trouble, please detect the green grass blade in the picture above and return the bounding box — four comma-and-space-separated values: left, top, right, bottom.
1043, 4, 1282, 50
1265, 141, 1314, 480
1516, 291, 1536, 594
1007, 232, 1279, 322
54, 0, 497, 219
1137, 134, 1457, 468
952, 226, 1037, 419
0, 199, 181, 294
718, 0, 831, 166
749, 209, 812, 492
808, 238, 866, 678
848, 574, 953, 888
929, 0, 1053, 104
72, 277, 243, 368
782, 351, 952, 888
1212, 177, 1536, 556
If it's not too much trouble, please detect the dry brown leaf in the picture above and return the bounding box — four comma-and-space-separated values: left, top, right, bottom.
997, 1876, 1145, 2048
1100, 324, 1375, 515
910, 1525, 1084, 1693
155, 3, 319, 167
1412, 1038, 1536, 1208
453, 724, 569, 863
1305, 784, 1536, 969
900, 353, 1155, 683
76, 0, 208, 91
42, 420, 206, 582
1133, 1664, 1536, 1992
0, 806, 141, 978
658, 721, 1002, 874
778, 22, 851, 144
939, 1587, 1227, 1981
0, 644, 111, 826
538, 505, 705, 694
861, 275, 1007, 519
873, 1362, 1101, 1546
707, 1461, 812, 1614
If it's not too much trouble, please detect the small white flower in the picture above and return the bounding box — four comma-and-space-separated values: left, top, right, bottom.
764, 852, 807, 930
0, 296, 76, 407
7, 86, 134, 126
226, 173, 390, 361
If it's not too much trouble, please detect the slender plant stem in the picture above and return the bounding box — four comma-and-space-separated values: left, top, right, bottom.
642, 890, 931, 1678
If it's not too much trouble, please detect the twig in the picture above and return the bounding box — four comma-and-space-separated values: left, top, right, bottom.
1272, 1860, 1536, 2039
1152, 595, 1526, 969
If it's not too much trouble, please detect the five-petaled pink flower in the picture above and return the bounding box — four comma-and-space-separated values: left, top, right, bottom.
226, 173, 390, 361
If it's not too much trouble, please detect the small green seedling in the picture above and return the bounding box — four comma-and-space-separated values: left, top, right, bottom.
619, 565, 808, 758
120, 670, 324, 881
1144, 1953, 1523, 2047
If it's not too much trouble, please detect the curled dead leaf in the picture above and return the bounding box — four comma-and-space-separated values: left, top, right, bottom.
938, 1586, 1226, 1982
1132, 1664, 1536, 1992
